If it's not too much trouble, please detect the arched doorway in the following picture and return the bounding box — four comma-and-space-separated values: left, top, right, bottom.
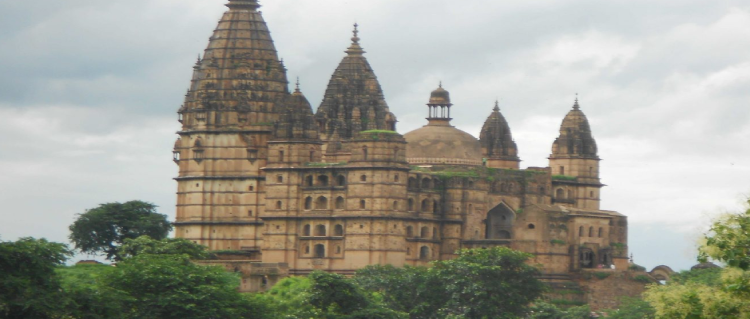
485, 203, 515, 239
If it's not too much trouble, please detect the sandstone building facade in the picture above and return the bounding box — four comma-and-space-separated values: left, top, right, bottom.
173, 0, 631, 296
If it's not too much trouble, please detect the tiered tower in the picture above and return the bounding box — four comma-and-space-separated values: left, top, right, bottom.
479, 101, 520, 169
315, 25, 397, 161
173, 0, 290, 253
548, 98, 602, 210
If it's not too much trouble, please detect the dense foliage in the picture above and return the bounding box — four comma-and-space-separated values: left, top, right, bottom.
68, 200, 172, 261
643, 201, 750, 318
119, 235, 211, 259
0, 237, 72, 319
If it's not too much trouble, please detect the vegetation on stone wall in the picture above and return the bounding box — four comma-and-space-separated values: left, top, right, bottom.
551, 175, 577, 181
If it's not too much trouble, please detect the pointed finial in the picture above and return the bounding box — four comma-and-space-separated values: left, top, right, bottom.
439, 81, 443, 88
294, 77, 301, 93
573, 93, 580, 110
345, 23, 365, 55
493, 99, 500, 112
226, 0, 260, 10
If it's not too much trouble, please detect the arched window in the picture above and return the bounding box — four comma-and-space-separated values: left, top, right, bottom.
394, 174, 399, 182
420, 227, 429, 238
392, 201, 398, 210
406, 226, 414, 237
589, 226, 594, 237
421, 199, 429, 212
305, 175, 313, 187
303, 224, 311, 236
421, 178, 431, 189
336, 245, 341, 254
309, 150, 315, 162
276, 201, 282, 209
407, 247, 411, 255
362, 146, 368, 160
335, 196, 345, 209
598, 227, 603, 238
314, 244, 325, 258
277, 175, 283, 183
317, 175, 329, 186
334, 224, 344, 236
528, 224, 536, 229
305, 245, 310, 254
315, 196, 328, 209
420, 246, 430, 260
486, 204, 514, 239
360, 175, 367, 182
315, 224, 326, 236
556, 188, 565, 199
579, 226, 584, 237
433, 227, 438, 239
539, 186, 545, 195
359, 200, 366, 209
336, 175, 346, 186
304, 197, 313, 210
279, 150, 285, 162
433, 200, 439, 213
408, 198, 414, 211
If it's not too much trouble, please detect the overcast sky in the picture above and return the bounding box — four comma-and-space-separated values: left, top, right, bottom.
1, 0, 749, 271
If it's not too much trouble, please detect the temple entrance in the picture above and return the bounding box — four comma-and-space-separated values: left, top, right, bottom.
580, 248, 595, 268
486, 203, 514, 239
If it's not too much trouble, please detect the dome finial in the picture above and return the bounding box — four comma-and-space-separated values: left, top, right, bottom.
294, 77, 301, 93
226, 0, 260, 10
439, 81, 443, 88
573, 93, 580, 110
345, 23, 365, 55
494, 99, 500, 112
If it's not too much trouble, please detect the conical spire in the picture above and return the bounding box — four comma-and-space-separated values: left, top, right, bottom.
550, 97, 598, 158
479, 100, 519, 165
316, 24, 396, 142
178, 0, 289, 130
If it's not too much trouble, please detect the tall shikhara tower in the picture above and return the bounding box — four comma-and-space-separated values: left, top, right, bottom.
173, 0, 290, 252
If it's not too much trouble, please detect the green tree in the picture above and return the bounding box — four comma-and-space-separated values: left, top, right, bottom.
119, 235, 211, 259
434, 247, 544, 319
0, 237, 72, 319
354, 265, 445, 318
57, 264, 126, 319
699, 203, 750, 270
105, 253, 265, 319
526, 301, 593, 319
643, 202, 750, 318
602, 297, 655, 319
69, 200, 172, 261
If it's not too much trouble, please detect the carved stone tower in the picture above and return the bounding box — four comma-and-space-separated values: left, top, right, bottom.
548, 98, 602, 210
315, 24, 397, 161
479, 101, 520, 169
173, 0, 290, 253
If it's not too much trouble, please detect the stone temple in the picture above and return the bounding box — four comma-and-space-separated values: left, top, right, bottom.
173, 0, 644, 309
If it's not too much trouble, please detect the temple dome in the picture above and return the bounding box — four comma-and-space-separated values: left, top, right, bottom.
405, 85, 481, 166
404, 124, 482, 166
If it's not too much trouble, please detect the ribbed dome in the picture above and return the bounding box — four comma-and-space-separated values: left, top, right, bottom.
404, 122, 482, 166
550, 99, 598, 159
315, 24, 397, 140
273, 82, 319, 140
479, 101, 519, 161
429, 85, 451, 105
178, 0, 289, 130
